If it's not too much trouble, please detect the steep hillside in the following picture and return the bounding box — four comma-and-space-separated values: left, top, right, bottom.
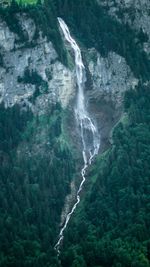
61, 83, 150, 267
0, 3, 77, 266
0, 0, 150, 267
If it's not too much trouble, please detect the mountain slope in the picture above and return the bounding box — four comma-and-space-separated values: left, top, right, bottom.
60, 83, 150, 267
0, 0, 150, 267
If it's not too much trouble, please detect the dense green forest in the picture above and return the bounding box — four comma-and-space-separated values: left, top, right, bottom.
60, 83, 150, 267
0, 0, 150, 266
0, 102, 75, 266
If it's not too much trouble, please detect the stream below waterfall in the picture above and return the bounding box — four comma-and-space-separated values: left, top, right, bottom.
54, 18, 100, 254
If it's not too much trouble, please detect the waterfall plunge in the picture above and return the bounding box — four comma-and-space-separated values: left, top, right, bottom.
54, 18, 100, 254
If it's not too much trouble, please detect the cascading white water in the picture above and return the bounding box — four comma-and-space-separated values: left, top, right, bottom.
54, 18, 100, 254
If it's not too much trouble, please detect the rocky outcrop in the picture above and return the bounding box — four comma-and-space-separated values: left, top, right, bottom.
0, 14, 75, 111
87, 48, 138, 108
0, 10, 140, 112
84, 48, 138, 152
0, 10, 139, 152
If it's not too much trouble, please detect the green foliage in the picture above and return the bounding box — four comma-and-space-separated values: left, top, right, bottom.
18, 68, 43, 85
0, 1, 27, 42
0, 0, 37, 8
17, 0, 37, 5
0, 103, 75, 267
0, 103, 33, 152
18, 68, 48, 103
60, 83, 150, 267
23, 0, 68, 65
0, 53, 4, 67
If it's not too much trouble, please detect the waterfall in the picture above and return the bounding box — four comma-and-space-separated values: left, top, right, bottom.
54, 18, 100, 254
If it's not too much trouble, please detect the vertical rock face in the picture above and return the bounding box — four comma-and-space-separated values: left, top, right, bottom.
87, 49, 138, 107
0, 15, 75, 111
0, 10, 139, 113
0, 10, 139, 151
84, 48, 138, 151
0, 20, 15, 50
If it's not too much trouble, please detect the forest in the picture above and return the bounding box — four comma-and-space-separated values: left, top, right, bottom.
60, 83, 150, 267
0, 102, 75, 266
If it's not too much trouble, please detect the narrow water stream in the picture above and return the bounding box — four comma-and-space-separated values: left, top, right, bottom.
54, 18, 100, 254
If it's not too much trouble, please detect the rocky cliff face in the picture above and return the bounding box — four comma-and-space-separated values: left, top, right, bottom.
84, 48, 138, 151
0, 14, 75, 112
80, 46, 138, 152
0, 11, 138, 106
0, 9, 140, 150
87, 48, 137, 107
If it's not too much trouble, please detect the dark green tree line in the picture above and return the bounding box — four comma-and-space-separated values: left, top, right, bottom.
60, 83, 150, 267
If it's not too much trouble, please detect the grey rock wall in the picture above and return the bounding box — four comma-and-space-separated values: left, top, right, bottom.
87, 48, 138, 108
0, 9, 141, 153
0, 15, 75, 112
